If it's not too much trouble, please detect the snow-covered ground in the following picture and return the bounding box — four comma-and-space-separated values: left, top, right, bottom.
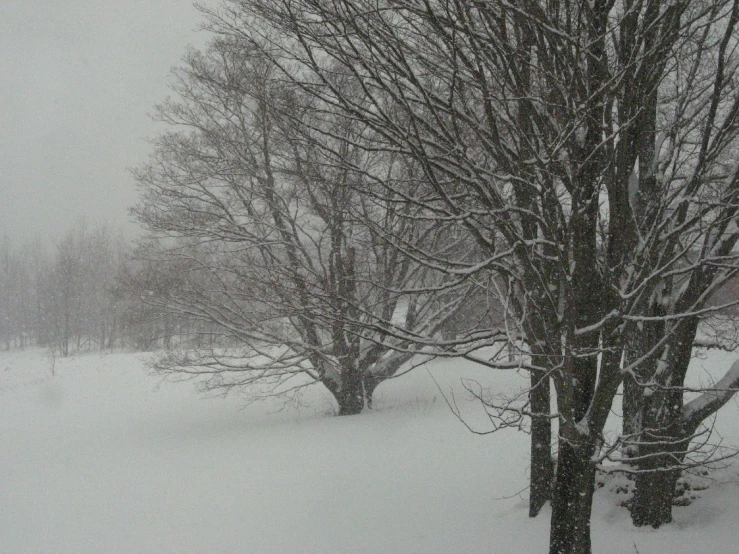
2, 348, 739, 553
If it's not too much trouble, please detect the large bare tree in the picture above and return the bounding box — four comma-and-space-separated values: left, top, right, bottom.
132, 37, 473, 415
201, 0, 739, 551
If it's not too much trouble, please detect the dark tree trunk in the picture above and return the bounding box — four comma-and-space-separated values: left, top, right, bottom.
548, 354, 598, 554
622, 372, 641, 446
549, 239, 601, 553
530, 367, 553, 517
630, 322, 695, 527
630, 400, 687, 527
549, 440, 597, 554
623, 299, 666, 457
548, 192, 601, 552
631, 443, 683, 528
332, 369, 364, 416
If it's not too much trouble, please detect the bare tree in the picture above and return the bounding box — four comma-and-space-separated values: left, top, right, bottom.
0, 225, 129, 354
40, 222, 127, 355
132, 38, 469, 415
0, 234, 31, 350
204, 0, 739, 551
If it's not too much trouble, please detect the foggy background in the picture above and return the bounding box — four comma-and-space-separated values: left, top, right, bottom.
0, 0, 208, 242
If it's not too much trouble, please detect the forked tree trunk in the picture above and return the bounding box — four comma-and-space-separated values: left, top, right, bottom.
632, 356, 739, 527
549, 440, 597, 554
548, 341, 599, 553
549, 244, 601, 551
530, 368, 553, 517
363, 374, 382, 409
633, 355, 739, 527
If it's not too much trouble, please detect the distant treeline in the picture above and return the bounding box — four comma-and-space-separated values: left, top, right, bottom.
0, 222, 212, 355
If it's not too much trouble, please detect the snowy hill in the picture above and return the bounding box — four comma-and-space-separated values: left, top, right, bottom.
1, 348, 738, 553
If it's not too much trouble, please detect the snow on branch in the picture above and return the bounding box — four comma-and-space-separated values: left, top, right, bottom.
682, 358, 739, 431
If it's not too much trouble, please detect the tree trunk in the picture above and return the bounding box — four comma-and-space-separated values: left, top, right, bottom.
108, 317, 116, 350
63, 310, 70, 357
630, 444, 683, 528
623, 309, 665, 460
630, 390, 687, 528
622, 373, 641, 457
363, 374, 382, 409
549, 439, 597, 554
530, 368, 553, 517
332, 368, 364, 416
629, 323, 694, 527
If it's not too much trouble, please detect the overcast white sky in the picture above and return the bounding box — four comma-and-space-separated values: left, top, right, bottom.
0, 0, 211, 243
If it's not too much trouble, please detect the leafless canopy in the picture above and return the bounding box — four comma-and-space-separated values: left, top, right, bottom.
196, 0, 739, 549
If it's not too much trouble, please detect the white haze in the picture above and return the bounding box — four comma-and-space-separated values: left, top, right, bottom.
0, 0, 209, 242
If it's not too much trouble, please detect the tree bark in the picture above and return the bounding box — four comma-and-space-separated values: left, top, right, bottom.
363, 374, 382, 409
632, 356, 739, 526
629, 382, 685, 528
549, 439, 597, 554
548, 350, 599, 553
630, 442, 684, 527
622, 316, 664, 458
628, 321, 694, 527
335, 368, 364, 416
530, 367, 553, 517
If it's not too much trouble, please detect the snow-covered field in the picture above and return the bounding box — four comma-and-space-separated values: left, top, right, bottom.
2, 348, 739, 553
